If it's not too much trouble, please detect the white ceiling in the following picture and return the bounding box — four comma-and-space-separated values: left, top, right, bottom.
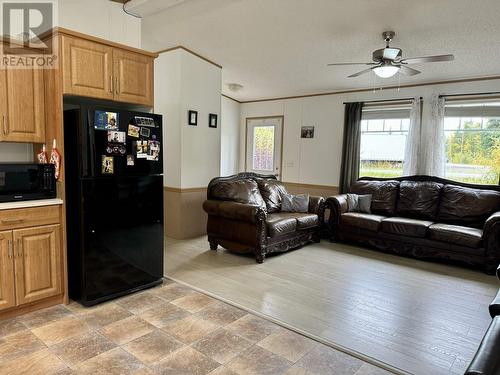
139, 0, 500, 102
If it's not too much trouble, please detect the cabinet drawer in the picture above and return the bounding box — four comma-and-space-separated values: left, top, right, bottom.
0, 205, 60, 231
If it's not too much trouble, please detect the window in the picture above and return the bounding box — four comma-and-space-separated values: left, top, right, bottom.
444, 102, 500, 184
252, 125, 275, 171
359, 105, 411, 178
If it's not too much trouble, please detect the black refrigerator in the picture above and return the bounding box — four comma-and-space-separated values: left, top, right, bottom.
64, 105, 163, 306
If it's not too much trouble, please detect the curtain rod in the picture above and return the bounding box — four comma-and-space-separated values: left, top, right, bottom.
439, 91, 500, 98
343, 97, 422, 105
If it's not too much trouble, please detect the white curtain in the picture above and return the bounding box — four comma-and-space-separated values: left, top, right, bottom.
403, 97, 421, 175
420, 94, 446, 176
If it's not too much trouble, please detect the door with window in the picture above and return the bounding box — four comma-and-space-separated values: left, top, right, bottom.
245, 117, 283, 179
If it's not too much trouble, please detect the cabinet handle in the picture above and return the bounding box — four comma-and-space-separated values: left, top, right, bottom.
5, 115, 8, 134
109, 75, 113, 93
2, 115, 5, 135
17, 238, 22, 258
8, 240, 13, 259
2, 218, 24, 224
115, 76, 119, 95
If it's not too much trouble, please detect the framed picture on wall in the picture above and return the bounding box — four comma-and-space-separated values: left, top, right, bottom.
209, 113, 218, 128
301, 126, 314, 138
188, 110, 198, 126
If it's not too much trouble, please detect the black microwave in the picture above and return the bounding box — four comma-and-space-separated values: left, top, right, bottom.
0, 163, 56, 202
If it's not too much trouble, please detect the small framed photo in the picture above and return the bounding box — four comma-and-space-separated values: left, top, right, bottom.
107, 131, 126, 144
128, 124, 140, 138
140, 127, 150, 138
209, 113, 218, 128
101, 156, 114, 174
301, 126, 314, 138
135, 140, 149, 159
188, 110, 198, 126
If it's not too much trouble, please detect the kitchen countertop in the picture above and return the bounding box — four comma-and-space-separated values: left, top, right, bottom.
0, 198, 64, 210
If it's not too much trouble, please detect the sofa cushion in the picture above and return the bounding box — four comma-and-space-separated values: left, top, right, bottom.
257, 179, 289, 213
438, 185, 500, 228
266, 213, 297, 237
294, 213, 319, 229
429, 223, 483, 248
211, 179, 266, 210
396, 181, 443, 220
349, 180, 399, 216
381, 217, 434, 238
341, 212, 387, 232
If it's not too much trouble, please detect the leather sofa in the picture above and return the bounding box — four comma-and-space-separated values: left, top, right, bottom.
203, 172, 325, 263
325, 175, 500, 274
465, 266, 500, 375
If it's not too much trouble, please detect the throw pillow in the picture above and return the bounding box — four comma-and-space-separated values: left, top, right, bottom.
281, 193, 309, 213
346, 193, 372, 213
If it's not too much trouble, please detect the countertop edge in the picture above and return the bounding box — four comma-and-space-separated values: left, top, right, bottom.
0, 199, 64, 211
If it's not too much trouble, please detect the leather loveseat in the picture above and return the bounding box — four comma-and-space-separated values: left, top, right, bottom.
465, 266, 500, 375
325, 175, 500, 273
203, 172, 324, 263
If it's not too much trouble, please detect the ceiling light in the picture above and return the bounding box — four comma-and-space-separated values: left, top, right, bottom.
373, 65, 400, 78
227, 83, 244, 92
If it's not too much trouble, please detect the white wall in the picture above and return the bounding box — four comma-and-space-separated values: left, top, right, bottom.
240, 79, 500, 187
0, 143, 33, 162
220, 96, 240, 176
58, 0, 141, 48
155, 49, 222, 188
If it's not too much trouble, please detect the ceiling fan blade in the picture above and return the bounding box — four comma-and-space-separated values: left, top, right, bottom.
401, 54, 454, 64
327, 62, 375, 66
348, 67, 375, 78
399, 65, 421, 76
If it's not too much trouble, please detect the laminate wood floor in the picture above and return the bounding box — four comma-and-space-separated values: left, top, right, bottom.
164, 236, 498, 375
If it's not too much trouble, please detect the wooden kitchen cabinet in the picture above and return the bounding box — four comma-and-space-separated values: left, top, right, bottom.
0, 67, 46, 143
61, 35, 114, 101
0, 231, 15, 311
113, 49, 154, 106
61, 30, 155, 107
14, 225, 62, 305
0, 205, 63, 314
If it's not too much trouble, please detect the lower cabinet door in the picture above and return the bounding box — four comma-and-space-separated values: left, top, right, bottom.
13, 225, 62, 305
0, 231, 15, 310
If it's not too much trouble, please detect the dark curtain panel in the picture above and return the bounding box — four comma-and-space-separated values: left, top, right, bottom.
339, 102, 363, 193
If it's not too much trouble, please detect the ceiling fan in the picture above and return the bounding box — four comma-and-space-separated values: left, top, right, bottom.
328, 31, 454, 78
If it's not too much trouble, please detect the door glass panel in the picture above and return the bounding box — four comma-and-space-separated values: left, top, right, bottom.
252, 126, 275, 171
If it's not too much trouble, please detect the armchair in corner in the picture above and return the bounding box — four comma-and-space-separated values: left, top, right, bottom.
203, 172, 325, 263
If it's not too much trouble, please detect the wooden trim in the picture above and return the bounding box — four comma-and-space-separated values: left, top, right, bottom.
164, 186, 207, 193
0, 294, 64, 320
53, 27, 159, 58
222, 94, 241, 103
283, 182, 339, 191
240, 75, 500, 104
156, 45, 222, 69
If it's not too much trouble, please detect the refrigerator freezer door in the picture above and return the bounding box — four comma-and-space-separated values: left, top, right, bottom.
80, 175, 163, 305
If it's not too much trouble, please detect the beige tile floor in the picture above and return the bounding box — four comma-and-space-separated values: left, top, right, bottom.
0, 280, 392, 375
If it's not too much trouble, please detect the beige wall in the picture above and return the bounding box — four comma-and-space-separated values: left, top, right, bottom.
155, 49, 221, 239
239, 78, 500, 191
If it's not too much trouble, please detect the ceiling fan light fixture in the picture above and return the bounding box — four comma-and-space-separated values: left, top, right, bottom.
373, 65, 400, 78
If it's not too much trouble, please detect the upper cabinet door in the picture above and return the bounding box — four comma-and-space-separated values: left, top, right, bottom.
113, 49, 154, 107
62, 36, 114, 100
13, 225, 62, 305
0, 68, 45, 143
0, 231, 15, 311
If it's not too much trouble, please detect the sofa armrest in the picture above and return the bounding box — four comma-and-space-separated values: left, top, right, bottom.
203, 200, 266, 223
465, 316, 500, 375
484, 211, 500, 273
325, 195, 348, 223
308, 196, 325, 215
490, 289, 500, 318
